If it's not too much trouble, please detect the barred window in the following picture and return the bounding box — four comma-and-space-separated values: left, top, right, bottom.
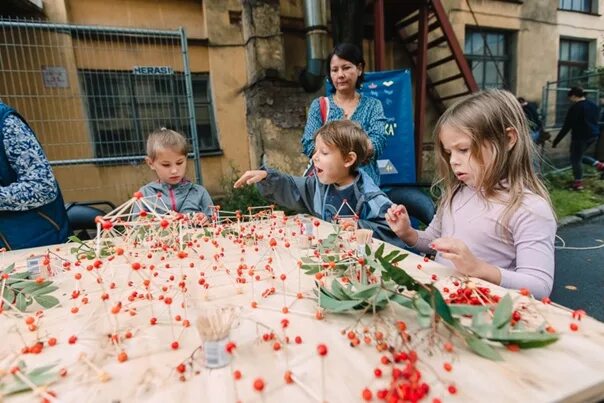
464, 29, 510, 90
79, 70, 218, 161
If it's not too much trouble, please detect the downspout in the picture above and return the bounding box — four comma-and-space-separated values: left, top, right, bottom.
299, 0, 328, 92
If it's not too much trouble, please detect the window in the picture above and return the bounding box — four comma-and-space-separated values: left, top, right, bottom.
464, 29, 510, 90
556, 38, 591, 124
558, 39, 590, 83
559, 0, 593, 13
80, 70, 218, 161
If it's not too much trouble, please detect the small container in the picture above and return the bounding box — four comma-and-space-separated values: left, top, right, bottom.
202, 337, 230, 369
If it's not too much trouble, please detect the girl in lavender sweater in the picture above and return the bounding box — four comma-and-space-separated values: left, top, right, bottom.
386, 89, 556, 299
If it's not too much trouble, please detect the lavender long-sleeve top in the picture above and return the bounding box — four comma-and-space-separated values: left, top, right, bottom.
413, 186, 556, 299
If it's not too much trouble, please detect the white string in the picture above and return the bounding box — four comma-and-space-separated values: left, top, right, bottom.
555, 234, 604, 251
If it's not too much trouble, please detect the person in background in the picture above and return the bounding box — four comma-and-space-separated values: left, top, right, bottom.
134, 128, 213, 224
301, 43, 386, 186
386, 90, 556, 299
552, 87, 603, 190
517, 97, 543, 143
0, 101, 70, 250
236, 120, 402, 247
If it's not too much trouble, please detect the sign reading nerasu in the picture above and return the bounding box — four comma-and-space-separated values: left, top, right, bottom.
132, 66, 174, 75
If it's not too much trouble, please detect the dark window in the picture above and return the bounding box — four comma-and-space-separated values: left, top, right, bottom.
559, 0, 593, 13
558, 39, 590, 83
555, 38, 591, 124
464, 29, 510, 90
79, 70, 218, 161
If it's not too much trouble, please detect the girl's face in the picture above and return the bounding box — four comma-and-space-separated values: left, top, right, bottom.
439, 125, 491, 188
312, 135, 355, 186
147, 147, 187, 185
329, 55, 362, 93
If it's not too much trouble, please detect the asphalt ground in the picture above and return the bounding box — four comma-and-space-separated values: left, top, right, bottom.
551, 215, 604, 322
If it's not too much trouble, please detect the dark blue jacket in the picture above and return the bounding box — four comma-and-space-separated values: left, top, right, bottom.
0, 103, 70, 250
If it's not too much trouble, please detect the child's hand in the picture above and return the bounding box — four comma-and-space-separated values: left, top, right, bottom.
233, 170, 268, 188
193, 213, 209, 227
431, 237, 502, 285
385, 204, 412, 238
430, 238, 478, 276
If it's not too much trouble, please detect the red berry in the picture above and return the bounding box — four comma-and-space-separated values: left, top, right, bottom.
171, 341, 179, 350
225, 341, 237, 354
361, 387, 372, 401
131, 262, 141, 270
570, 323, 579, 331
448, 385, 457, 394
48, 337, 57, 347
253, 378, 265, 392
177, 363, 186, 373
117, 352, 128, 362
443, 362, 453, 372
294, 336, 302, 344
374, 368, 382, 378
233, 370, 242, 380
68, 335, 77, 344
316, 344, 328, 356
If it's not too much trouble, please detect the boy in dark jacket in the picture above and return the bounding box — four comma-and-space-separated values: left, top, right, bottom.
553, 87, 603, 190
234, 120, 403, 247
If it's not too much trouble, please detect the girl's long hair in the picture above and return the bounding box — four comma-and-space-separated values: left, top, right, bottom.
432, 89, 553, 233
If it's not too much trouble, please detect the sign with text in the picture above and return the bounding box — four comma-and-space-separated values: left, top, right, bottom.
132, 66, 174, 75
42, 66, 69, 88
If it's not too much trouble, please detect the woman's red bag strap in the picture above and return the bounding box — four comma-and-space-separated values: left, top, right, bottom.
319, 96, 329, 123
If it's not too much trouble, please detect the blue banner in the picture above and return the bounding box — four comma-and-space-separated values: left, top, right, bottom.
327, 69, 416, 184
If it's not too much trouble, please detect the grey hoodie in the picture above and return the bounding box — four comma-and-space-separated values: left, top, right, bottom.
134, 180, 213, 216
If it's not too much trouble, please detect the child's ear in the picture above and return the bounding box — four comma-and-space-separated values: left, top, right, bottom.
506, 127, 518, 150
145, 156, 156, 170
344, 151, 357, 168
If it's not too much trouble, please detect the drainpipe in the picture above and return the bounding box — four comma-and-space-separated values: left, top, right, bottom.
300, 0, 328, 92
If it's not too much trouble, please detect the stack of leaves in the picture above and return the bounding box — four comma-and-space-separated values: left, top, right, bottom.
302, 243, 559, 361
1, 263, 59, 312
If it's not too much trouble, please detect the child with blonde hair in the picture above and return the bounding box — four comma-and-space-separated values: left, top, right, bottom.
136, 128, 213, 223
386, 89, 556, 298
235, 120, 402, 246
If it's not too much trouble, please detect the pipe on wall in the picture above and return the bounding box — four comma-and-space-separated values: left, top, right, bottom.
299, 0, 328, 92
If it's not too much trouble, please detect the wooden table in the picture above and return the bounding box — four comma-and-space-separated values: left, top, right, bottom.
1, 216, 604, 403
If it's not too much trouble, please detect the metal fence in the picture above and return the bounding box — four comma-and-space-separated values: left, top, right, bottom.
541, 71, 603, 129
0, 18, 206, 205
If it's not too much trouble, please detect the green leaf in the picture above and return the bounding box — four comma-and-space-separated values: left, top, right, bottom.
330, 280, 350, 300
423, 286, 455, 326
28, 364, 56, 377
2, 262, 15, 275
16, 293, 28, 312
34, 295, 60, 309
465, 335, 503, 361
365, 244, 371, 256
492, 294, 513, 328
21, 281, 52, 294
383, 250, 400, 262
318, 292, 362, 312
488, 331, 559, 348
350, 284, 381, 300
374, 243, 385, 259
3, 287, 15, 304
416, 312, 432, 328
380, 259, 418, 290
449, 304, 492, 316
30, 285, 58, 297
9, 281, 29, 290
391, 253, 408, 264
413, 297, 433, 316
68, 235, 83, 243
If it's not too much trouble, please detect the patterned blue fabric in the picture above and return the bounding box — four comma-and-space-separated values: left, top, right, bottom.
301, 94, 387, 185
0, 115, 58, 210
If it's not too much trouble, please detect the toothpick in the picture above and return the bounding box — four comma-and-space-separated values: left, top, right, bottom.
290, 372, 322, 403
79, 353, 111, 382
13, 370, 58, 402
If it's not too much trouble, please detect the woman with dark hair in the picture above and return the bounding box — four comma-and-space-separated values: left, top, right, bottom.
301, 43, 387, 185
